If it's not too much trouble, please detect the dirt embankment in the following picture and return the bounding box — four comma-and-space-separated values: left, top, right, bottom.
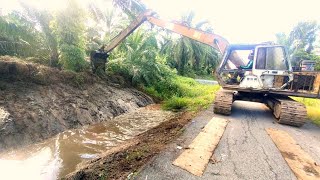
0, 56, 153, 151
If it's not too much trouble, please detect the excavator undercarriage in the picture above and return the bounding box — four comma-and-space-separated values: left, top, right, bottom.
213, 90, 308, 127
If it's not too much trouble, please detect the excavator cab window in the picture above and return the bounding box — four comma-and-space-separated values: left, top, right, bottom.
255, 46, 288, 70
224, 50, 251, 70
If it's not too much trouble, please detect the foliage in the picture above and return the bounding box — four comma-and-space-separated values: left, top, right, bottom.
112, 0, 146, 19
292, 97, 320, 126
108, 29, 175, 86
160, 76, 220, 111
145, 76, 220, 111
290, 21, 318, 53
86, 4, 129, 53
0, 1, 61, 66
0, 12, 49, 60
276, 21, 320, 69
160, 11, 219, 77
18, 2, 59, 66
51, 0, 88, 72
106, 27, 220, 111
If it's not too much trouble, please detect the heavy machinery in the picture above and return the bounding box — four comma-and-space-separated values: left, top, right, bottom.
215, 44, 320, 127
91, 10, 320, 127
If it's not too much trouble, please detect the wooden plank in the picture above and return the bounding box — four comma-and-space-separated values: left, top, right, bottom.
266, 128, 320, 180
172, 117, 228, 176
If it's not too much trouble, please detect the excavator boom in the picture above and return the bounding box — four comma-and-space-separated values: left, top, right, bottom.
103, 10, 228, 54
147, 16, 228, 54
91, 9, 232, 73
104, 10, 155, 53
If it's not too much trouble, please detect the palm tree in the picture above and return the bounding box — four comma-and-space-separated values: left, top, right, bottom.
112, 0, 146, 19
18, 1, 59, 66
109, 29, 172, 85
86, 3, 129, 52
276, 21, 319, 66
160, 11, 219, 76
289, 21, 318, 53
0, 12, 46, 58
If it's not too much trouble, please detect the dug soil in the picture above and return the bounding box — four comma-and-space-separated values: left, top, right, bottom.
65, 111, 194, 180
0, 56, 153, 151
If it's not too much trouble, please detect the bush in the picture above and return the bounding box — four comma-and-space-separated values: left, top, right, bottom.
292, 97, 320, 126
59, 44, 88, 72
163, 96, 190, 110
146, 76, 220, 111
51, 0, 87, 72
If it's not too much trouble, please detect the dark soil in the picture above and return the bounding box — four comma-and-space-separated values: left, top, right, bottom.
0, 56, 153, 151
64, 112, 194, 180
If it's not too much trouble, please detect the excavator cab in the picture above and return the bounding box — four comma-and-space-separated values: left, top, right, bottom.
217, 43, 320, 96
217, 43, 292, 90
214, 43, 320, 127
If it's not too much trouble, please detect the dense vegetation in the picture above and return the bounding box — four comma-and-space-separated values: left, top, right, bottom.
276, 21, 320, 70
292, 97, 320, 126
0, 0, 221, 111
1, 0, 320, 114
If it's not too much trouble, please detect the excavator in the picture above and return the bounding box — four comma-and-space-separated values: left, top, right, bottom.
91, 10, 320, 127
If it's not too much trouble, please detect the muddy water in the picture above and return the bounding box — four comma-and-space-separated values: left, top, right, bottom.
0, 107, 175, 179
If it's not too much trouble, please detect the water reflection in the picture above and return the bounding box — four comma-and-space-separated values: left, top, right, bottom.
0, 108, 174, 179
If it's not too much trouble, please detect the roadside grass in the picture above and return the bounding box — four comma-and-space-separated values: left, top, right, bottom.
292, 97, 320, 126
144, 76, 220, 112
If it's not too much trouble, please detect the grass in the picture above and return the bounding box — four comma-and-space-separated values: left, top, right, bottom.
292, 97, 320, 126
144, 75, 220, 112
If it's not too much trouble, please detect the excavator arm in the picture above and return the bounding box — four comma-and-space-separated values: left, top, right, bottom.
146, 16, 228, 54
91, 10, 231, 72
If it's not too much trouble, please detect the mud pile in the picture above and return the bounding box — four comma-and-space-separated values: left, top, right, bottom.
0, 56, 153, 151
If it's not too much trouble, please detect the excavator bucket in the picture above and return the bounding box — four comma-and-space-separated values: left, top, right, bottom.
90, 50, 109, 73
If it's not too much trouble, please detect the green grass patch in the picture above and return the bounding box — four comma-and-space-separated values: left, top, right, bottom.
144, 75, 220, 112
292, 97, 320, 126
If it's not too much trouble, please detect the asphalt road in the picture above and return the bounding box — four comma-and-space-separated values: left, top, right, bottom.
195, 79, 218, 85
136, 101, 320, 180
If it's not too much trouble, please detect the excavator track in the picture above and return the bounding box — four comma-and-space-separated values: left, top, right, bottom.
270, 97, 307, 127
214, 90, 234, 115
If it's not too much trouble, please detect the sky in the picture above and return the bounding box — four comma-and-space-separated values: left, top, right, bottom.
142, 0, 320, 43
1, 0, 319, 44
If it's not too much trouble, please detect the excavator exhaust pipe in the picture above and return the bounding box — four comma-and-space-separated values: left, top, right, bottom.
90, 50, 109, 73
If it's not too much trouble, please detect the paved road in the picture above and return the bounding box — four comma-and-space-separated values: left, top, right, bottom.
195, 79, 218, 85
136, 101, 320, 180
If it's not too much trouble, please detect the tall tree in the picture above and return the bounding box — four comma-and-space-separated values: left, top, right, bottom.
0, 12, 48, 59
51, 0, 87, 72
276, 21, 319, 68
86, 3, 129, 52
112, 0, 146, 19
289, 21, 318, 53
109, 29, 173, 85
18, 1, 59, 66
160, 11, 219, 76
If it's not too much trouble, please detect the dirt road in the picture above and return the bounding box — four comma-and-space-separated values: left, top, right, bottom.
136, 101, 320, 180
